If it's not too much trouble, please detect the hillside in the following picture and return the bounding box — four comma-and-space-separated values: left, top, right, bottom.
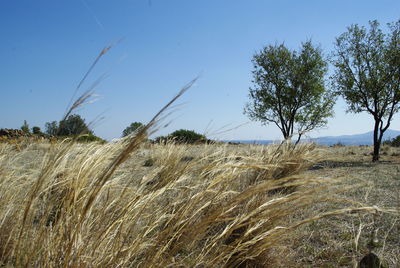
227, 129, 400, 146
312, 129, 400, 146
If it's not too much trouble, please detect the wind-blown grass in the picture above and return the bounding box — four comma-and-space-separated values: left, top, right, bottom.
0, 137, 399, 267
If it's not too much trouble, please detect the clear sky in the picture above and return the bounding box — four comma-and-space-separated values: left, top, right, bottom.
1, 0, 399, 140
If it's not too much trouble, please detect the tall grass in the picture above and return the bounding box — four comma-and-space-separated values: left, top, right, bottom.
0, 132, 324, 267
1, 137, 399, 267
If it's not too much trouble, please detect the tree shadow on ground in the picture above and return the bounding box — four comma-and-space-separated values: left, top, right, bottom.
308, 160, 397, 170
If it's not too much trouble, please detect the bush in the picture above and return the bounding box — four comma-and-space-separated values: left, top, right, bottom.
143, 158, 155, 167
331, 142, 345, 147
75, 134, 106, 143
155, 129, 206, 144
32, 126, 43, 135
153, 135, 168, 144
169, 129, 206, 143
20, 120, 30, 134
383, 135, 400, 147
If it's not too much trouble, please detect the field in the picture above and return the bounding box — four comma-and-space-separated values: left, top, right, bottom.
0, 138, 399, 267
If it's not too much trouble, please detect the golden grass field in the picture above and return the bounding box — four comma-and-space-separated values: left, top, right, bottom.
0, 137, 399, 267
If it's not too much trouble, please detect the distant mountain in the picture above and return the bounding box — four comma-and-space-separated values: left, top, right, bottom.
310, 129, 400, 146
225, 129, 400, 146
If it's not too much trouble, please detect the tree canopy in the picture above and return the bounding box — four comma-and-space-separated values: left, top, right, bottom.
244, 41, 335, 143
122, 122, 144, 137
58, 114, 92, 136
45, 114, 92, 137
21, 120, 30, 134
32, 126, 42, 135
332, 20, 400, 161
155, 129, 207, 144
167, 129, 206, 144
45, 121, 58, 136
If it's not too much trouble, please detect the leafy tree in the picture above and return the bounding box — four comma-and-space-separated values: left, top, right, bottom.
45, 121, 58, 136
45, 115, 92, 137
154, 129, 207, 144
168, 129, 206, 144
32, 126, 42, 135
332, 20, 400, 161
58, 114, 92, 136
122, 122, 144, 137
244, 41, 335, 143
21, 120, 30, 133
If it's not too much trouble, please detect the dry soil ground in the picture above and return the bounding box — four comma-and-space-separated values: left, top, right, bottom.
116, 143, 400, 267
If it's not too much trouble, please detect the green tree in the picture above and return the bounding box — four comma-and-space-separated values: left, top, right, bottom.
58, 114, 92, 136
332, 20, 400, 161
244, 41, 335, 143
45, 121, 58, 136
21, 120, 30, 133
32, 126, 42, 135
167, 129, 206, 144
122, 122, 144, 137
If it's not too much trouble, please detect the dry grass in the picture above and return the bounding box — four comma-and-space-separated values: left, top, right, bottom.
291, 145, 400, 267
0, 139, 321, 266
0, 137, 398, 267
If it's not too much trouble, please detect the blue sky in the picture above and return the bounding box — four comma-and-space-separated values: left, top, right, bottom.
1, 0, 399, 140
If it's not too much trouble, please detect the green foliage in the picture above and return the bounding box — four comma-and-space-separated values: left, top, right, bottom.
332, 20, 400, 115
155, 129, 207, 144
383, 135, 400, 147
45, 121, 59, 136
154, 135, 168, 144
32, 126, 43, 135
122, 122, 144, 137
58, 114, 92, 136
45, 115, 92, 137
168, 129, 206, 144
75, 134, 106, 143
44, 114, 97, 143
244, 41, 335, 143
332, 20, 400, 161
143, 158, 155, 167
21, 120, 30, 134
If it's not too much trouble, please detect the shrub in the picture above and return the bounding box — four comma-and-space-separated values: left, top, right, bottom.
156, 129, 207, 144
143, 157, 155, 167
20, 120, 30, 134
331, 142, 345, 147
75, 134, 106, 143
32, 126, 43, 135
383, 135, 400, 147
153, 135, 168, 144
168, 129, 206, 144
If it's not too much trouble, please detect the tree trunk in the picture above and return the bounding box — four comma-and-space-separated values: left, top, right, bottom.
281, 128, 290, 141
372, 119, 380, 162
295, 133, 302, 146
